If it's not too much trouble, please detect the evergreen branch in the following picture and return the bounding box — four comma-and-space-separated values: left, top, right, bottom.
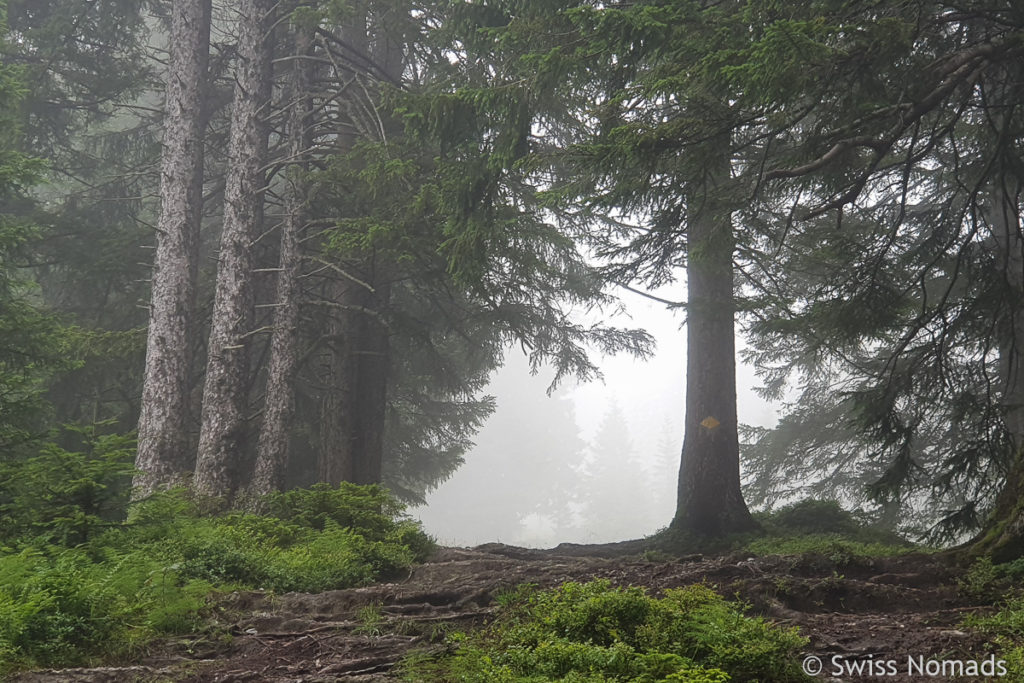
613, 282, 686, 309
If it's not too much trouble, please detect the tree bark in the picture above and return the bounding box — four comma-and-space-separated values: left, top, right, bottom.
314, 9, 369, 486
317, 280, 356, 485
310, 6, 399, 489
194, 0, 272, 499
971, 168, 1024, 562
350, 280, 391, 485
314, 279, 391, 486
672, 147, 757, 537
250, 24, 314, 499
134, 0, 210, 498
345, 6, 402, 487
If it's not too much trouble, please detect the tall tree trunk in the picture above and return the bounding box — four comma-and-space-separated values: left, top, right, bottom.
349, 280, 391, 485
316, 278, 390, 486
972, 169, 1024, 562
315, 9, 368, 485
194, 0, 271, 499
318, 280, 356, 484
134, 0, 210, 498
311, 5, 399, 488
344, 8, 402, 487
250, 24, 314, 498
672, 147, 757, 537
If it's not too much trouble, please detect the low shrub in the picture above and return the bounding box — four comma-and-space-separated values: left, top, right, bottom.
762, 500, 861, 536
746, 499, 917, 561
647, 499, 916, 558
959, 556, 1024, 601
964, 596, 1024, 679
0, 427, 135, 547
266, 482, 405, 534
401, 580, 809, 682
755, 499, 909, 545
745, 535, 916, 563
0, 482, 434, 674
0, 546, 211, 673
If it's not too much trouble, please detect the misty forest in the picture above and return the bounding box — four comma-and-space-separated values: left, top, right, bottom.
3, 0, 1024, 680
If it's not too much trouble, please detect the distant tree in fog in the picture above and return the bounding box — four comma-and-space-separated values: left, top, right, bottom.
582, 402, 655, 542
650, 418, 681, 526
416, 352, 587, 546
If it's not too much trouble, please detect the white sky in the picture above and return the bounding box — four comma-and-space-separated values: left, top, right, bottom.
568, 285, 778, 448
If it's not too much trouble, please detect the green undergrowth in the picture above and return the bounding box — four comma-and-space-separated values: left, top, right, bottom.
964, 594, 1024, 678
747, 500, 923, 562
958, 556, 1024, 601
400, 580, 809, 682
0, 474, 433, 674
743, 535, 916, 561
649, 500, 920, 562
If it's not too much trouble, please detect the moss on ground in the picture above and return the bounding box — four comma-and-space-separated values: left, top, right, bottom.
399, 580, 810, 682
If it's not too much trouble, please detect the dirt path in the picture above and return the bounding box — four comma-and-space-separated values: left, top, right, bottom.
11, 544, 1002, 682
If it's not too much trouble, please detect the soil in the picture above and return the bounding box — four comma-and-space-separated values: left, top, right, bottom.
9, 543, 1011, 683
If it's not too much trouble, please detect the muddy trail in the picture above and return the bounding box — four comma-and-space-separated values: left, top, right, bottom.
11, 544, 1003, 682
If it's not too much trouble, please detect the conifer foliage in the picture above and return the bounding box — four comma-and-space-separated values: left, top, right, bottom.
729, 1, 1024, 556
128, 0, 651, 505
0, 0, 66, 450
412, 0, 1024, 549
4, 0, 1024, 565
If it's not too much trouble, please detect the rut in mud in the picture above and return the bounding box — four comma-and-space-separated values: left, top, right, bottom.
10, 543, 1000, 683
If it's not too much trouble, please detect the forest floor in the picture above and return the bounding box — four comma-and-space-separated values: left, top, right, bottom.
10, 542, 1007, 683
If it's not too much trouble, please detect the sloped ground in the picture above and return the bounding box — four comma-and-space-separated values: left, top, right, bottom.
10, 544, 1003, 683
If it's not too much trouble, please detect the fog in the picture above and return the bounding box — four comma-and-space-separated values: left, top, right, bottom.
413, 288, 779, 547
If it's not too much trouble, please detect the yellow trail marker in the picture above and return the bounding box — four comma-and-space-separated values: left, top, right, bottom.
700, 416, 721, 429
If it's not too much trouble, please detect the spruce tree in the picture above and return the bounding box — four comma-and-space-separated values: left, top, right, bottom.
251, 16, 315, 499
0, 0, 65, 449
584, 402, 652, 542
270, 0, 651, 499
3, 0, 158, 436
727, 1, 1024, 556
195, 0, 273, 499
431, 0, 764, 536
135, 0, 211, 496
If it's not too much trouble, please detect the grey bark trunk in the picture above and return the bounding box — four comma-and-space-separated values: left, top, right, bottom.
349, 280, 391, 485
968, 66, 1024, 561
134, 0, 211, 498
318, 282, 356, 484
250, 26, 314, 499
315, 280, 391, 486
345, 9, 401, 487
973, 169, 1024, 562
996, 183, 1024, 458
315, 11, 368, 485
312, 7, 399, 488
672, 147, 757, 537
194, 0, 272, 499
